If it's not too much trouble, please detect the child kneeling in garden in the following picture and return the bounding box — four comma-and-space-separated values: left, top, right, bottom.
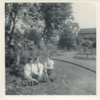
24, 57, 44, 85
43, 55, 56, 82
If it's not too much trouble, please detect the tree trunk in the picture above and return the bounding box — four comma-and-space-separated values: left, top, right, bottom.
8, 17, 16, 45
16, 53, 20, 66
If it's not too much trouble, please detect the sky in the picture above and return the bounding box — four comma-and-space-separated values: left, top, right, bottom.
72, 3, 96, 28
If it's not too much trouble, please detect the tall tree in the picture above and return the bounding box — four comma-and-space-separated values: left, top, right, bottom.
58, 25, 76, 50
5, 3, 22, 46
40, 3, 73, 42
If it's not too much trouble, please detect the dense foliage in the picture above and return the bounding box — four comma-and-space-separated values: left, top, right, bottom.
5, 3, 76, 74
58, 26, 76, 50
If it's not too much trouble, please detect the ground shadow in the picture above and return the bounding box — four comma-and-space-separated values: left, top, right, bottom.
73, 56, 96, 60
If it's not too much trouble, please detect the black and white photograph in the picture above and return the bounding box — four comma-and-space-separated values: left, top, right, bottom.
5, 2, 96, 95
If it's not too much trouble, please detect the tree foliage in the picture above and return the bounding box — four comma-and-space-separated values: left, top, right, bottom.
92, 40, 96, 48
81, 40, 93, 58
40, 3, 73, 42
5, 3, 76, 73
58, 25, 76, 50
5, 3, 22, 45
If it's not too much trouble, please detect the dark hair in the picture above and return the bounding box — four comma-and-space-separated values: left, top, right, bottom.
31, 25, 33, 28
27, 57, 33, 63
34, 57, 39, 61
45, 55, 50, 58
34, 57, 37, 61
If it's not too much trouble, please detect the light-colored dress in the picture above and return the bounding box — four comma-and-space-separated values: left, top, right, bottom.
44, 59, 54, 69
24, 63, 44, 79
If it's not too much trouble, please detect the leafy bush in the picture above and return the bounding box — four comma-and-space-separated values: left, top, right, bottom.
5, 3, 73, 78
58, 32, 76, 50
92, 41, 96, 48
46, 43, 57, 55
81, 41, 93, 58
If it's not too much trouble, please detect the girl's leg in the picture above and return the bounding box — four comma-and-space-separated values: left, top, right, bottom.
24, 75, 38, 83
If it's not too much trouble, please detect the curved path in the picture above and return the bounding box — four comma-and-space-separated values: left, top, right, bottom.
53, 60, 96, 95
52, 58, 96, 73
52, 51, 96, 72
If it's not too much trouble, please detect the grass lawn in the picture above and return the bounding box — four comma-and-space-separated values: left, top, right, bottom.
6, 60, 96, 95
52, 51, 96, 71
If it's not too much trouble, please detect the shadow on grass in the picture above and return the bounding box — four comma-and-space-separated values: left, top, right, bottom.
73, 56, 96, 60
52, 58, 96, 73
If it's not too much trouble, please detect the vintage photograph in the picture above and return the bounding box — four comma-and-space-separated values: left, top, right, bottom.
5, 3, 96, 95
